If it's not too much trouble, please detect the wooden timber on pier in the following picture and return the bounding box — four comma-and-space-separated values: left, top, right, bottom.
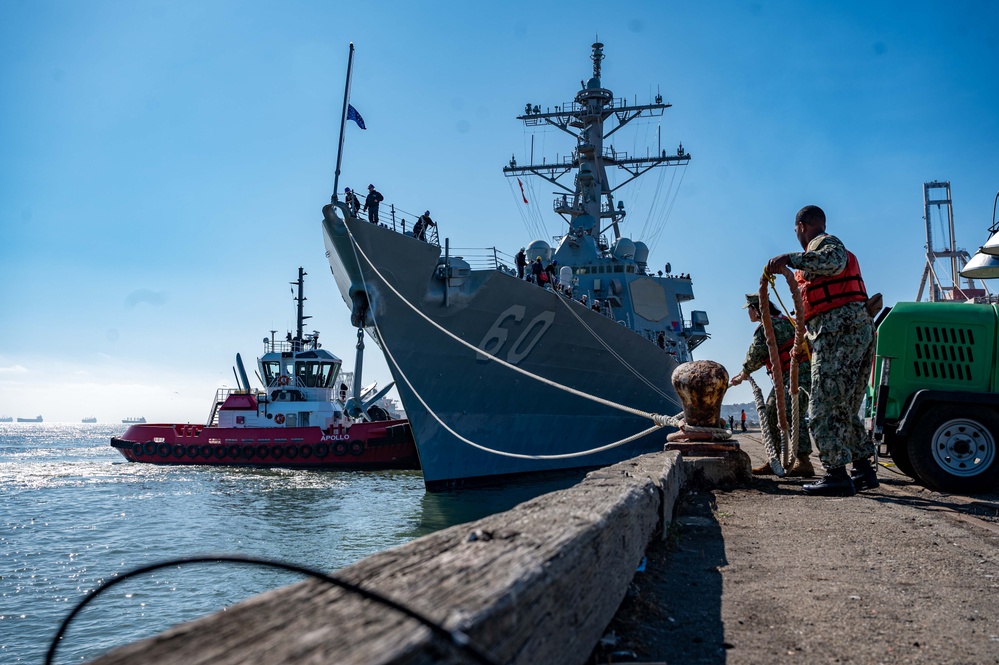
88, 451, 686, 665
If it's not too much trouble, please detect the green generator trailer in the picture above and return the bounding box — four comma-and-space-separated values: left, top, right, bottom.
867, 300, 999, 492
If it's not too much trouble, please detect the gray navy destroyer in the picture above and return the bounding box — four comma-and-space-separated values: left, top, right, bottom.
322, 42, 709, 489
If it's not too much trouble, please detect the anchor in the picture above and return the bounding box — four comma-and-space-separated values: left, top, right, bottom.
340, 328, 396, 421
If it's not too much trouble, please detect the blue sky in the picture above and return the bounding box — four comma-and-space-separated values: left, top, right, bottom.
2, 1, 998, 422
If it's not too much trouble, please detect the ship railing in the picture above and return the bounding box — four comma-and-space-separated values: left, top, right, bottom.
262, 339, 324, 354
449, 247, 517, 272
341, 197, 443, 248
206, 387, 262, 426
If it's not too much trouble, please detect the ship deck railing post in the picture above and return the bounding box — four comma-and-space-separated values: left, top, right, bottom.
390, 204, 397, 232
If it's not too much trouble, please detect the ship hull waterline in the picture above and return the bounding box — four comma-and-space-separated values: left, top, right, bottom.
322, 208, 686, 489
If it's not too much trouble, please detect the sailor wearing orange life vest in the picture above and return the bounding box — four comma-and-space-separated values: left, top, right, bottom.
766, 205, 877, 497
729, 293, 813, 477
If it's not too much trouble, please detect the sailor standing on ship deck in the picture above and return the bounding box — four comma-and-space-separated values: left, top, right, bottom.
344, 187, 361, 217
413, 211, 435, 241
515, 248, 527, 279
363, 184, 383, 224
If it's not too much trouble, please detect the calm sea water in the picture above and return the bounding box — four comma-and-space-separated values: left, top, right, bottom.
0, 424, 582, 663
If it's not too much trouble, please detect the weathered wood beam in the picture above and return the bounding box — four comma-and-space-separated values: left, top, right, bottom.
87, 451, 685, 665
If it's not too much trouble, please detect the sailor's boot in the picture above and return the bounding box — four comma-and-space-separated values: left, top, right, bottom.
851, 458, 880, 491
786, 456, 816, 478
752, 461, 776, 476
802, 466, 856, 497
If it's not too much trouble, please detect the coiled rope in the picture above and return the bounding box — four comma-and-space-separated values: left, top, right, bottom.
336, 209, 729, 458
757, 267, 808, 471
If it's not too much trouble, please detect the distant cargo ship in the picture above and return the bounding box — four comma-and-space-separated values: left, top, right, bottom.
0, 416, 12, 423
82, 417, 97, 423
121, 417, 146, 424
17, 416, 43, 423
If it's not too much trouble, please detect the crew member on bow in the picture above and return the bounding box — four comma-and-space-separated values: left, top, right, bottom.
766, 204, 877, 497
730, 293, 814, 477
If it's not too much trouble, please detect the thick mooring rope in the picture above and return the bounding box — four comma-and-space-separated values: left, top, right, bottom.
747, 375, 785, 476
758, 268, 807, 470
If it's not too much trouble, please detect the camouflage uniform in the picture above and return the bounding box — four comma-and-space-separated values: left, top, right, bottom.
741, 314, 812, 457
788, 234, 875, 469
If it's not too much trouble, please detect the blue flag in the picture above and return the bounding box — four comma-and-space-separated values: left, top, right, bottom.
347, 104, 366, 130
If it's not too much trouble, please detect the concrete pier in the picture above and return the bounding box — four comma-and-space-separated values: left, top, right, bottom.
87, 452, 688, 665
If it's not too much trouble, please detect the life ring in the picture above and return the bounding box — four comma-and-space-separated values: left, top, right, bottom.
349, 440, 364, 456
278, 375, 290, 386
143, 441, 157, 456
275, 414, 286, 425
157, 442, 171, 457
333, 442, 348, 456
299, 444, 312, 459
314, 443, 329, 457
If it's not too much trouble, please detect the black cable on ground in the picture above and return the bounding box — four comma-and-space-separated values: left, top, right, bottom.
45, 554, 501, 665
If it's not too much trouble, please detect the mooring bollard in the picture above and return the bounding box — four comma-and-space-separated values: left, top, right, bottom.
665, 360, 751, 484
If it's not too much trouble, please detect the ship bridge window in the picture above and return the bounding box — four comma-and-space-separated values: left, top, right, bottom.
296, 361, 340, 388
261, 361, 281, 386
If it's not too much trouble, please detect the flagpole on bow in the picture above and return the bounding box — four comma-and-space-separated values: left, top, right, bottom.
331, 42, 355, 202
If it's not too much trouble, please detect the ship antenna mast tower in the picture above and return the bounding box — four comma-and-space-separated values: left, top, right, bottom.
916, 181, 983, 301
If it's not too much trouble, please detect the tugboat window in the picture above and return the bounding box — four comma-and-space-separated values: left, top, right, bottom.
262, 361, 281, 385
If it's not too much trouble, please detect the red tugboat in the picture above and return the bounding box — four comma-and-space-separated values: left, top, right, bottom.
111, 269, 420, 470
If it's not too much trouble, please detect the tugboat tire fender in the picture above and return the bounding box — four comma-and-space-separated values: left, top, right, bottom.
333, 442, 348, 456
227, 444, 240, 458
131, 442, 143, 456
143, 441, 157, 456
271, 445, 284, 459
242, 445, 254, 459
314, 443, 329, 457
172, 444, 185, 457
213, 446, 225, 459
187, 444, 199, 457
285, 445, 298, 459
299, 444, 312, 458
349, 441, 364, 456
200, 445, 213, 458
157, 442, 171, 457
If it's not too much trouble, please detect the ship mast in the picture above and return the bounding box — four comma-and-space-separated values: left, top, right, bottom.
292, 267, 311, 350
503, 42, 690, 240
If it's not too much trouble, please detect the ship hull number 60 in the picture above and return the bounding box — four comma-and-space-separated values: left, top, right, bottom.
476, 305, 555, 364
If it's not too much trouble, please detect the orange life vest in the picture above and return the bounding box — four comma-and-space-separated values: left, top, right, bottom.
795, 250, 868, 323
763, 329, 796, 374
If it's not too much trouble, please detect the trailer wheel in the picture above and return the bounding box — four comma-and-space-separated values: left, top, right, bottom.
908, 405, 999, 493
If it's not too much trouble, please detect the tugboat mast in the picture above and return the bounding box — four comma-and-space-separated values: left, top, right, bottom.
503, 42, 690, 240
292, 267, 311, 351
